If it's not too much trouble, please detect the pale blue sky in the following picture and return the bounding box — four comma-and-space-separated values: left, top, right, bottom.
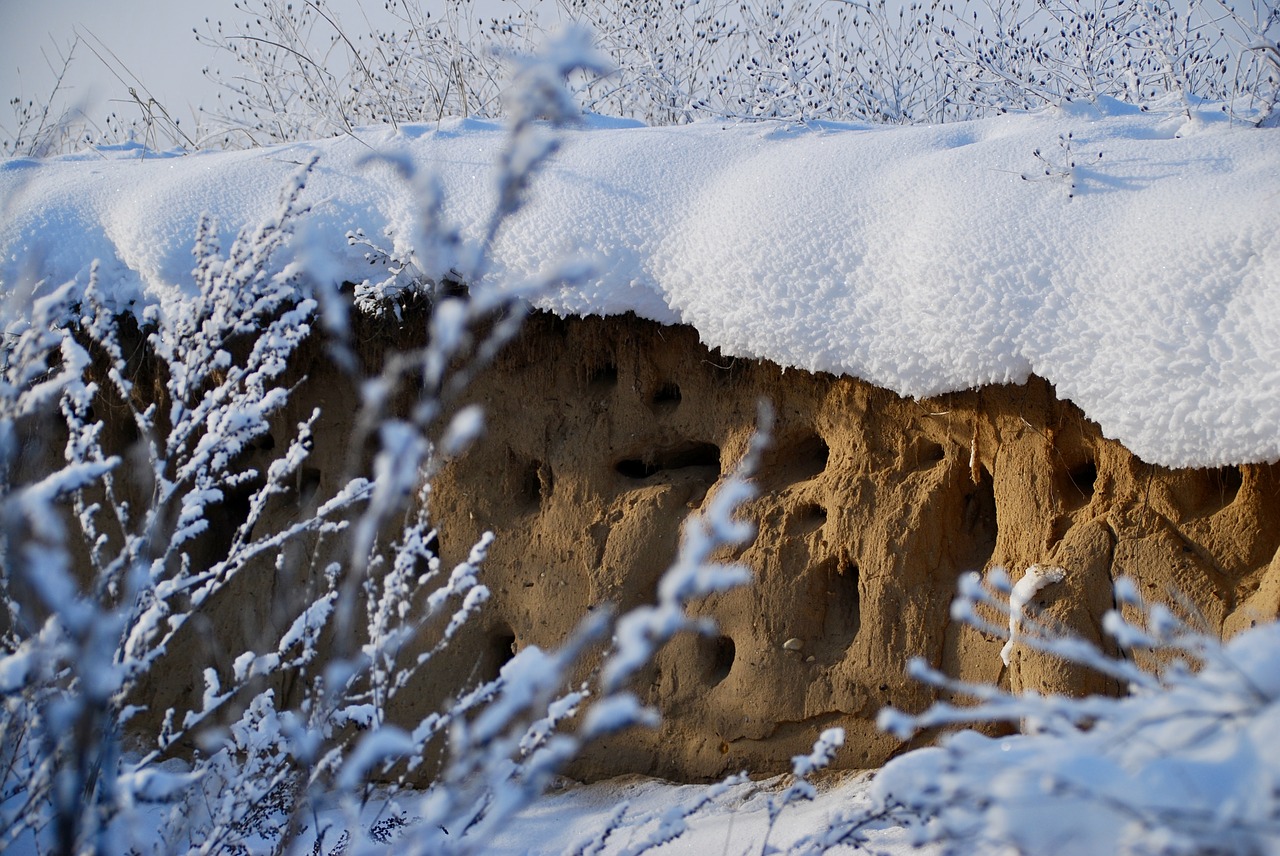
0, 0, 516, 128
1, 0, 226, 119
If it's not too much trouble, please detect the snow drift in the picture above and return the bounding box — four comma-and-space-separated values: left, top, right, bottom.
1, 102, 1277, 467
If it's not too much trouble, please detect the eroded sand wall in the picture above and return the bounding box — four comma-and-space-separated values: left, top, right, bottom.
414, 312, 1280, 780
38, 309, 1279, 783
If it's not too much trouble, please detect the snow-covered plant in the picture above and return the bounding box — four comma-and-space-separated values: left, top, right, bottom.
1020, 130, 1104, 198
569, 0, 1277, 125
934, 0, 1148, 112
787, 569, 1280, 854
753, 727, 846, 855
0, 157, 338, 853
9, 0, 1278, 157
558, 0, 745, 124
932, 0, 1278, 123
1209, 0, 1280, 125
0, 28, 744, 855
359, 405, 768, 855
490, 1, 1280, 125
194, 0, 543, 147
1, 38, 88, 159
1, 31, 196, 159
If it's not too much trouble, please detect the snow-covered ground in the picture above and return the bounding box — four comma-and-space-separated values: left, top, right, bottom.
484, 772, 927, 855
3, 103, 1278, 467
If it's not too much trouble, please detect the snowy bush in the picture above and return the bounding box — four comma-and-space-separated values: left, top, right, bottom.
932, 0, 1279, 124
779, 569, 1280, 855
193, 0, 545, 147
7, 0, 1276, 155
0, 31, 773, 854
1, 37, 89, 158
189, 0, 1278, 144
1, 30, 199, 159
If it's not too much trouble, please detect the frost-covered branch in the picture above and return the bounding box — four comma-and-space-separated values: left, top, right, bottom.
862, 573, 1280, 855
0, 27, 779, 855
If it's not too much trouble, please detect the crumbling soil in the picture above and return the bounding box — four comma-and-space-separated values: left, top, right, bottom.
412, 311, 1280, 780
35, 308, 1278, 783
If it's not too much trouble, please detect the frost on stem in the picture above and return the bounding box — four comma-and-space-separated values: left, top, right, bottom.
0, 138, 531, 851
8, 0, 1278, 158
753, 727, 846, 855
0, 28, 778, 856
859, 572, 1280, 856
394, 407, 769, 856
1020, 131, 1103, 199
0, 158, 342, 854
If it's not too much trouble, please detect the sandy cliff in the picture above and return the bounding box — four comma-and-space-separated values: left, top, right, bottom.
75, 308, 1278, 783
348, 311, 1280, 780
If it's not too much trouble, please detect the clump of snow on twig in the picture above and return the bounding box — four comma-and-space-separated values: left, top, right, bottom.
1000, 563, 1067, 666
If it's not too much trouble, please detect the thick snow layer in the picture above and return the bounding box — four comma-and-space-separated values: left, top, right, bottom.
2, 104, 1278, 467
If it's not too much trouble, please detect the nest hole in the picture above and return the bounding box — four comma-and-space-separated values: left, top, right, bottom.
761, 432, 830, 487
651, 382, 682, 413
587, 362, 618, 390
699, 634, 736, 686
961, 467, 999, 569
615, 441, 721, 480
1069, 460, 1098, 498
789, 502, 828, 536
518, 459, 551, 509
919, 440, 946, 466
479, 628, 518, 685
820, 556, 860, 647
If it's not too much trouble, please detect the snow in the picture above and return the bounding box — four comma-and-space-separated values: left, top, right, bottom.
13, 766, 927, 855
1000, 564, 1066, 666
868, 618, 1280, 856
482, 771, 933, 856
2, 104, 1278, 467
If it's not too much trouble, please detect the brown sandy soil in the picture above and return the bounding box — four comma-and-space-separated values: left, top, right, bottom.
35, 309, 1278, 783
422, 311, 1280, 781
